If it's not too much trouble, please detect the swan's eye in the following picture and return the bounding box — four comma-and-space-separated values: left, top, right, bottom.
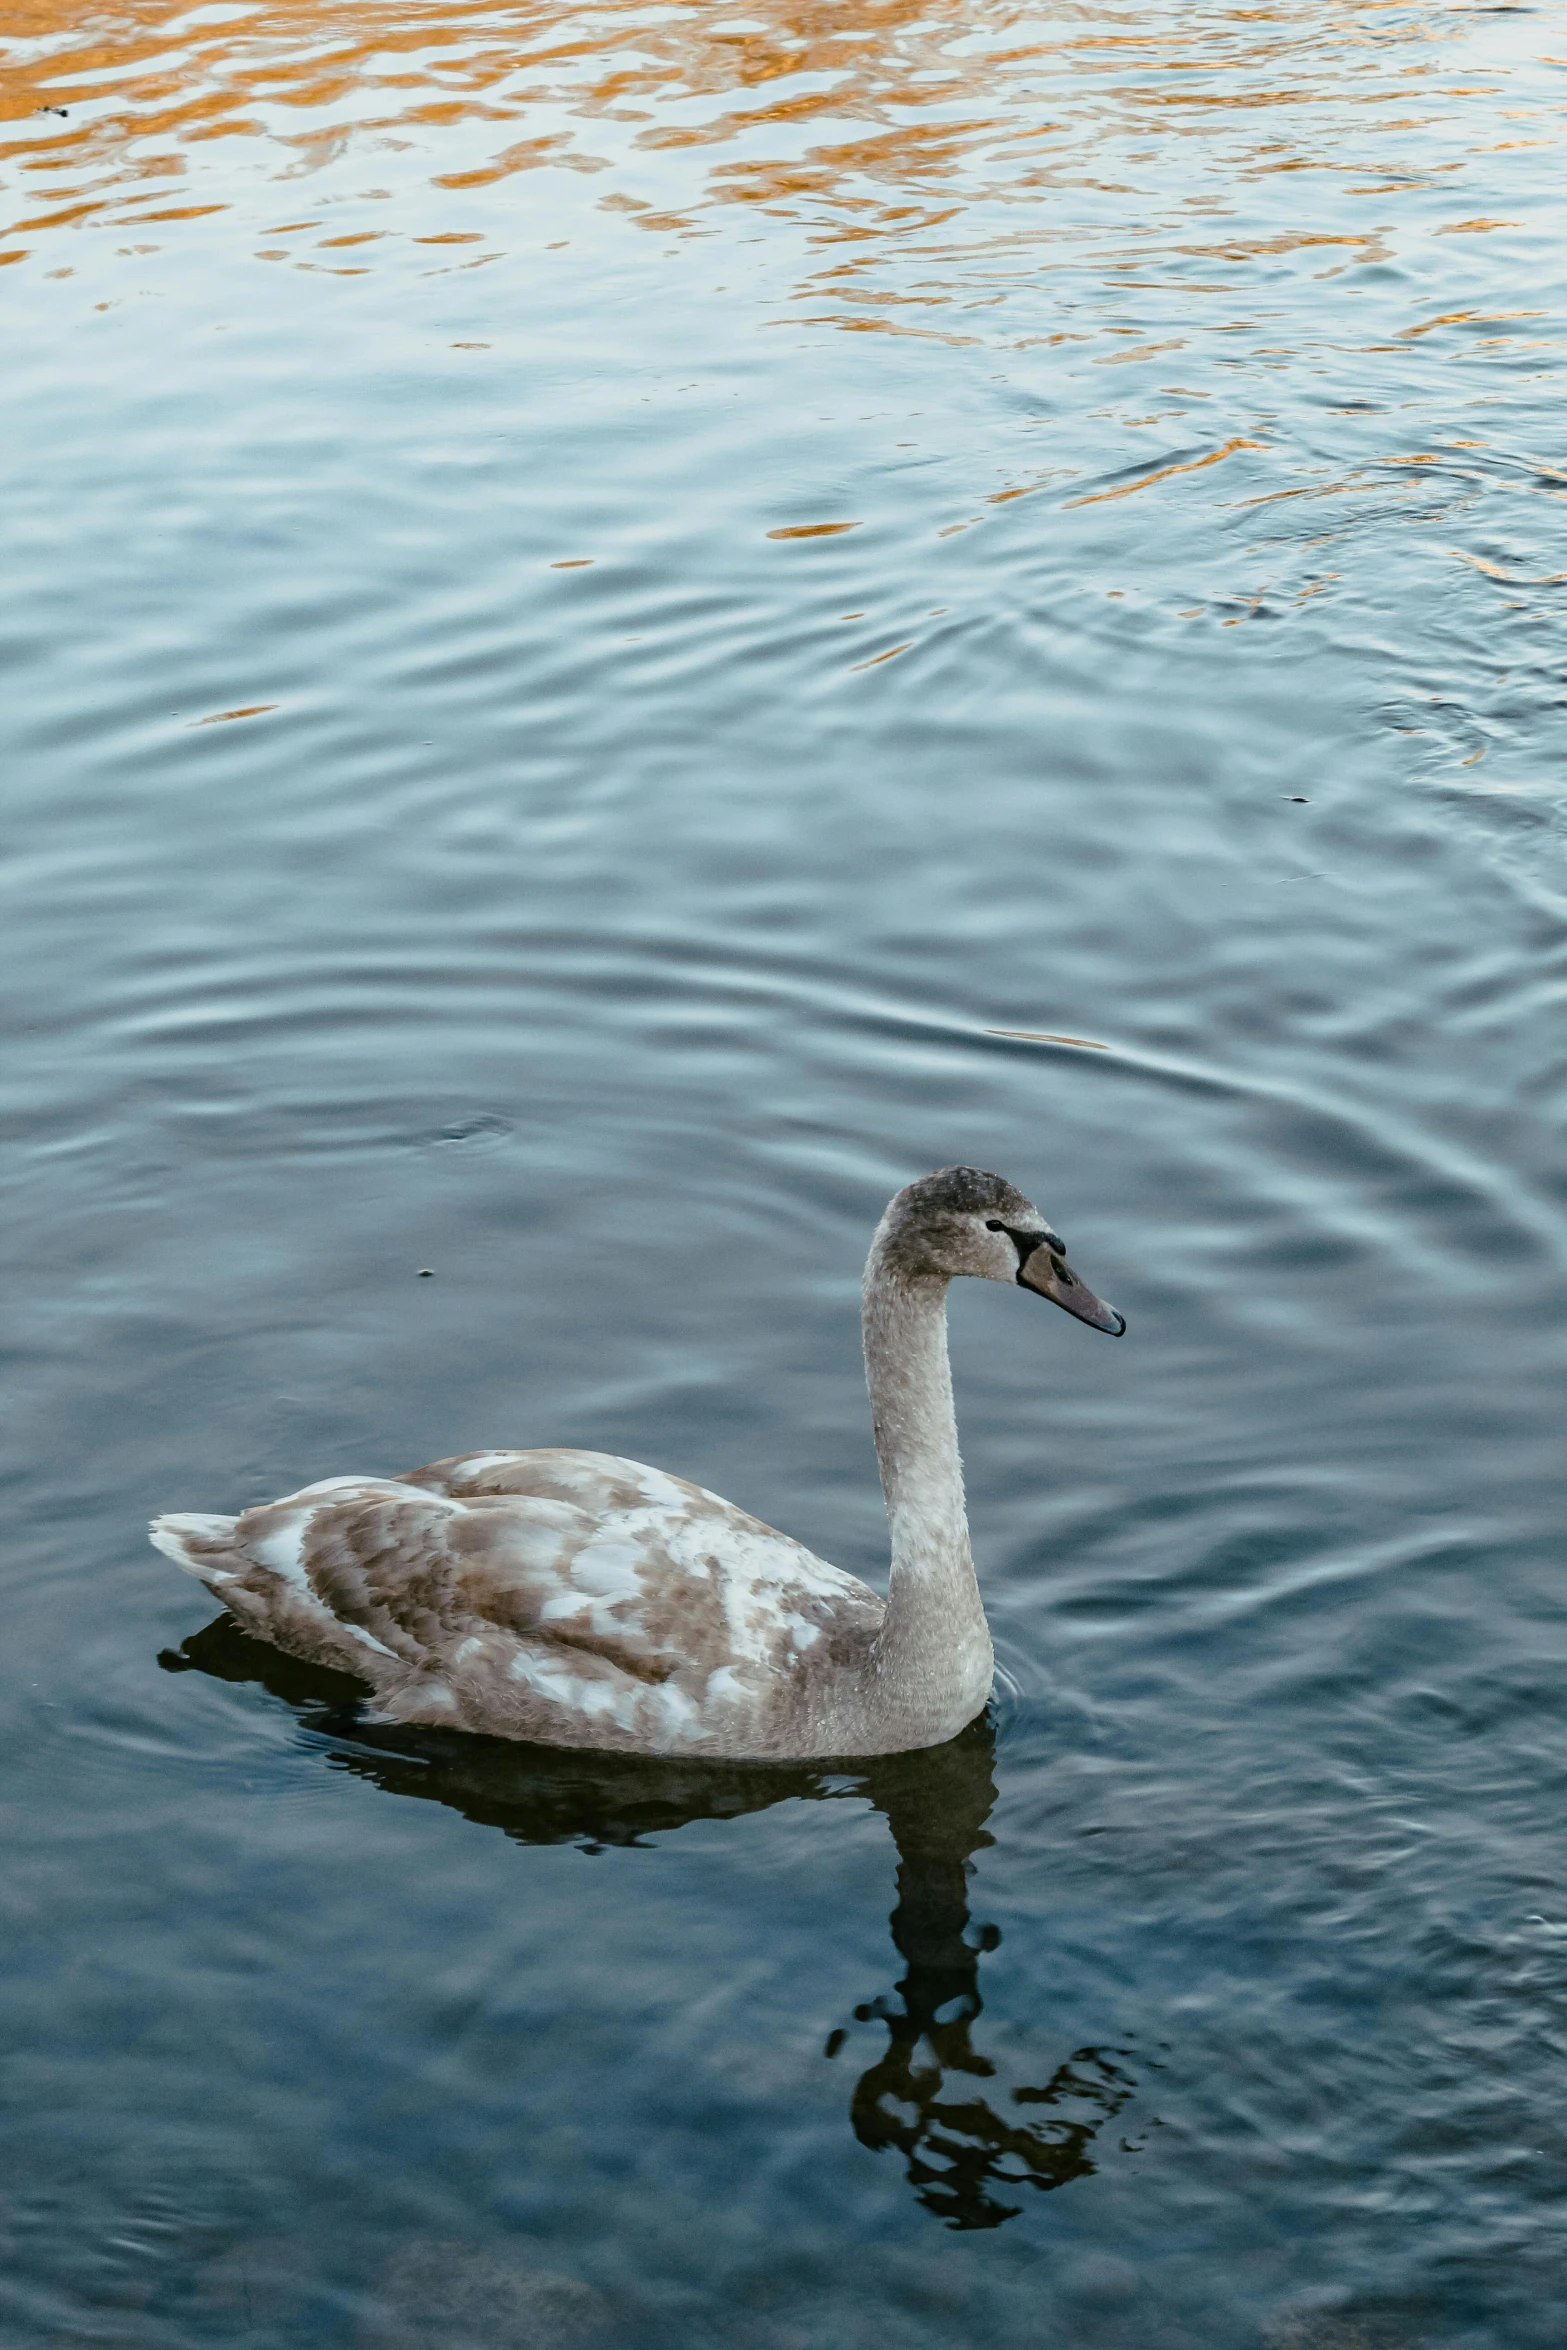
985, 1219, 1004, 1232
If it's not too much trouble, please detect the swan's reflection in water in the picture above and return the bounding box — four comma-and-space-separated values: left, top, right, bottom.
163, 1619, 1136, 2232
844, 1739, 1135, 2229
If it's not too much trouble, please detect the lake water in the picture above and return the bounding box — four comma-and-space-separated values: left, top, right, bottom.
4, 1, 1567, 2342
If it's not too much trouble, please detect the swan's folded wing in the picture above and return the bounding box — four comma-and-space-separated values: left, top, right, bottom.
399, 1445, 738, 1518
200, 1451, 883, 1747
214, 1476, 614, 1667
399, 1446, 885, 1676
177, 1477, 463, 1676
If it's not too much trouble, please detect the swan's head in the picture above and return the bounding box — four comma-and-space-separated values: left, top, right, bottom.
873, 1165, 1125, 1335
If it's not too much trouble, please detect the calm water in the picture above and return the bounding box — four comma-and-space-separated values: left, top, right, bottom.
4, 0, 1567, 2342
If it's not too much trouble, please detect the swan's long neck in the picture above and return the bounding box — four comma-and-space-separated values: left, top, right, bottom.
861, 1248, 993, 1739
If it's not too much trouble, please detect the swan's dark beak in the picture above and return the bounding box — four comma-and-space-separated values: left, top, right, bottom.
1017, 1243, 1125, 1335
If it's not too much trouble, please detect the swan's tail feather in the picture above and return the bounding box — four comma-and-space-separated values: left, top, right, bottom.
150, 1513, 241, 1584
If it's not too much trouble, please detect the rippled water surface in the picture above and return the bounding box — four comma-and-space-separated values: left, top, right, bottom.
5, 0, 1567, 2342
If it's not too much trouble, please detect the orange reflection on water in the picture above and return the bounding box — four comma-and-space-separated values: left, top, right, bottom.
1, 0, 1498, 321
1064, 434, 1267, 509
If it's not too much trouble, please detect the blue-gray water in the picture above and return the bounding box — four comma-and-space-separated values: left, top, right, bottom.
4, 3, 1566, 2343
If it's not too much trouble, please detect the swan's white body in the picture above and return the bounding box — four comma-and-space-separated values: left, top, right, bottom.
152, 1168, 1122, 1760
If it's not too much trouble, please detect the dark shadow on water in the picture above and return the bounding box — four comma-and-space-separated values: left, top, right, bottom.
161, 1617, 1136, 2231
841, 1751, 1136, 2229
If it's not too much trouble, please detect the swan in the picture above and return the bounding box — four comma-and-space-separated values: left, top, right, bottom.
151, 1166, 1124, 1761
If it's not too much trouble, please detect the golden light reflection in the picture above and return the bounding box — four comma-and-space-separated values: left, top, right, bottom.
0, 0, 1520, 329
188, 702, 279, 726
1063, 434, 1266, 509
1452, 551, 1567, 586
